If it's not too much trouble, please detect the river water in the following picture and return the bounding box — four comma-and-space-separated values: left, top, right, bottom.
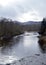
0, 32, 46, 64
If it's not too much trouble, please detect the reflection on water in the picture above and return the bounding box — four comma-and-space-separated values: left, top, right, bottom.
0, 32, 46, 64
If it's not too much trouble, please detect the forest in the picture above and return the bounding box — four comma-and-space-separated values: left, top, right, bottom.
0, 17, 41, 41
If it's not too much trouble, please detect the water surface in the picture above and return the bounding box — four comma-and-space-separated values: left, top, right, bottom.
0, 32, 46, 64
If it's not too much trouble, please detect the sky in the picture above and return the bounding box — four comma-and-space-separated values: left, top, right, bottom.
0, 0, 46, 22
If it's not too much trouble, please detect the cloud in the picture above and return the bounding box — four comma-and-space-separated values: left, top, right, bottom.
0, 0, 46, 22
0, 0, 25, 19
0, 0, 15, 6
17, 10, 42, 22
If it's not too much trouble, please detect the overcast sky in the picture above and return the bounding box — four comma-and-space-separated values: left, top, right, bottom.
0, 0, 46, 22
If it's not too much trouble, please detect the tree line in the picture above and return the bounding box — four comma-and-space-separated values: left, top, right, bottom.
0, 18, 24, 37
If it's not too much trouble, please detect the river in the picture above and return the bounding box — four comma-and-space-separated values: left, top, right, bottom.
0, 32, 46, 64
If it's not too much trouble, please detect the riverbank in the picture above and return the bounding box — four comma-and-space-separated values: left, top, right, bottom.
0, 33, 24, 47
38, 35, 46, 50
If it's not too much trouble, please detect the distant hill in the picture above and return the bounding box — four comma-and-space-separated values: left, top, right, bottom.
22, 21, 41, 32
23, 21, 41, 25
